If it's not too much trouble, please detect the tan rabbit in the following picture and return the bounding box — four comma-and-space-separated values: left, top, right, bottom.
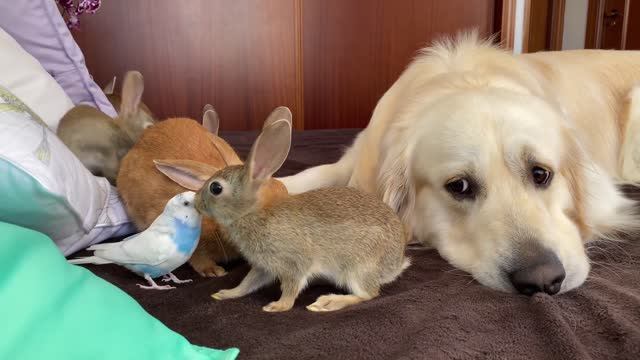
57, 71, 156, 185
195, 118, 410, 313
117, 105, 290, 277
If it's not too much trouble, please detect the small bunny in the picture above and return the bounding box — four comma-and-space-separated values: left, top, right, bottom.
118, 105, 290, 278
195, 118, 410, 313
57, 71, 157, 185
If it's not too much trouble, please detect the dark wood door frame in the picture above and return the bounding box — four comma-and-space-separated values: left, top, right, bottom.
501, 0, 566, 53
549, 0, 566, 50
500, 0, 516, 50
586, 0, 631, 49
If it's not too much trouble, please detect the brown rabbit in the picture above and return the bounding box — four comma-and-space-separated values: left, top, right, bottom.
195, 118, 410, 313
117, 105, 290, 277
57, 71, 157, 185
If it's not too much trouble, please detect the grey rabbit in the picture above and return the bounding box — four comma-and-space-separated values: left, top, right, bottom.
57, 71, 156, 185
195, 117, 410, 312
102, 72, 157, 141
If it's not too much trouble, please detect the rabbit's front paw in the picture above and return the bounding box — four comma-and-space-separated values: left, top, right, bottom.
211, 289, 239, 300
307, 294, 365, 312
191, 259, 227, 277
262, 301, 293, 313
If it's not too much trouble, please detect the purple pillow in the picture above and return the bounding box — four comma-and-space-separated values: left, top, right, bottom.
0, 0, 116, 117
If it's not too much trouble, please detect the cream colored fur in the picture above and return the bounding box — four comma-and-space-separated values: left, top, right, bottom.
280, 32, 640, 293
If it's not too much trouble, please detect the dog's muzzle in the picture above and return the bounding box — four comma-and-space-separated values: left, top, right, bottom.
507, 247, 566, 296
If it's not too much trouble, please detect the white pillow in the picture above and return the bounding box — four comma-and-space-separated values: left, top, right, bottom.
0, 86, 135, 255
0, 27, 73, 132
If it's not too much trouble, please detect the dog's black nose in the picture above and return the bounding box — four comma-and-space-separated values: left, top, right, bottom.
508, 251, 565, 296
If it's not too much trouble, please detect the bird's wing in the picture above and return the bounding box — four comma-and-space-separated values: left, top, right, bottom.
93, 223, 177, 265
87, 231, 139, 251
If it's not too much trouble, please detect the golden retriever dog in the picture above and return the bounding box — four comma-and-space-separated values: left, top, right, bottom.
279, 33, 640, 296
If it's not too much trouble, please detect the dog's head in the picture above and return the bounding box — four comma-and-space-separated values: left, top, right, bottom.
378, 35, 636, 295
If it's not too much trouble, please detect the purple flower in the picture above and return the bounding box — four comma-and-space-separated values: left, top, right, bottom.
56, 0, 101, 30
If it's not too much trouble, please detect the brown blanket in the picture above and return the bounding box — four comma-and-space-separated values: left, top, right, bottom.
74, 129, 640, 360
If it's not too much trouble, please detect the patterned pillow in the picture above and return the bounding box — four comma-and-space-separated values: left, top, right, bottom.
0, 85, 134, 255
0, 27, 74, 131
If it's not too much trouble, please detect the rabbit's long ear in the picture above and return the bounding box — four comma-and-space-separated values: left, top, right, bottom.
202, 104, 220, 135
103, 76, 116, 95
247, 119, 291, 183
263, 106, 292, 130
153, 159, 219, 190
206, 134, 243, 166
120, 71, 144, 117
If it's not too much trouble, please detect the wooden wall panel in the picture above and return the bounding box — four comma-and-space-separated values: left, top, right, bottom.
493, 0, 504, 38
74, 0, 299, 131
74, 0, 496, 130
302, 0, 495, 129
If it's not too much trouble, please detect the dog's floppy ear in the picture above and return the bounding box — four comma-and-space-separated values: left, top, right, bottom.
561, 128, 638, 241
377, 142, 415, 228
560, 134, 590, 240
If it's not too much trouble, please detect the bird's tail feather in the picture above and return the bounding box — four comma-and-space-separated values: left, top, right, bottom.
68, 256, 112, 265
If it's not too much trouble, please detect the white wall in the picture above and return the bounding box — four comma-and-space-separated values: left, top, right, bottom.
512, 0, 526, 53
562, 0, 589, 50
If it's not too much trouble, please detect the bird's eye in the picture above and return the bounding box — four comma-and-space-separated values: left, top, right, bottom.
209, 181, 223, 195
183, 201, 190, 206
445, 177, 475, 200
532, 166, 553, 188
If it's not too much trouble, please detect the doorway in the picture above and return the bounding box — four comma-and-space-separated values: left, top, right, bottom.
585, 0, 640, 50
500, 0, 640, 53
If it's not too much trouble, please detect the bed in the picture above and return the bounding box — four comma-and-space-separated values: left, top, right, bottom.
73, 129, 640, 360
4, 3, 632, 358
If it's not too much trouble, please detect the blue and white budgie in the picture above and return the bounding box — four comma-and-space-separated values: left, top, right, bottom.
69, 191, 202, 290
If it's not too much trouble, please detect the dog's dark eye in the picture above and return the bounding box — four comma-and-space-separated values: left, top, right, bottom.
445, 177, 475, 199
532, 166, 553, 188
183, 201, 190, 206
209, 181, 223, 195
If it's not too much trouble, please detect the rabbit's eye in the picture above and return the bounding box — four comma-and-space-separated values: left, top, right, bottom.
209, 181, 223, 195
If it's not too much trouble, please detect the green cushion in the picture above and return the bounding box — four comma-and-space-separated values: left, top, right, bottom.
0, 221, 239, 360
